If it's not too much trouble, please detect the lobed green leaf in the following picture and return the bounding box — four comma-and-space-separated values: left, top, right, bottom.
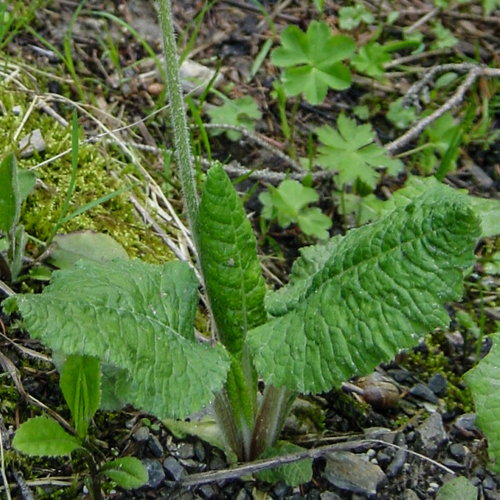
248, 185, 480, 393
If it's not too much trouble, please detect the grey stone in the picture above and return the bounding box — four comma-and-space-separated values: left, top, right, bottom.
364, 427, 396, 444
416, 412, 447, 456
442, 458, 465, 471
163, 456, 185, 481
194, 441, 206, 461
409, 383, 439, 404
323, 451, 386, 497
148, 434, 164, 457
133, 426, 150, 442
12, 105, 22, 116
449, 443, 467, 461
485, 490, 500, 500
198, 484, 217, 499
142, 458, 165, 488
386, 448, 407, 478
453, 413, 480, 437
209, 454, 226, 470
387, 368, 412, 383
272, 480, 289, 498
19, 129, 46, 158
177, 442, 195, 459
483, 475, 497, 490
428, 373, 447, 396
320, 492, 342, 500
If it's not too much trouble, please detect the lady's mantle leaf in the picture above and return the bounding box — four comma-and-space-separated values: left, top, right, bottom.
464, 332, 500, 473
271, 21, 355, 105
247, 186, 480, 393
316, 114, 403, 189
6, 260, 230, 418
198, 164, 266, 355
101, 457, 148, 489
13, 417, 81, 457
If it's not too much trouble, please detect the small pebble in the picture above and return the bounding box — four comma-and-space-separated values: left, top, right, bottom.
198, 484, 217, 499
386, 449, 407, 478
376, 451, 392, 467
12, 105, 22, 115
177, 442, 195, 459
428, 373, 447, 396
409, 383, 439, 404
163, 456, 185, 481
19, 129, 46, 158
427, 482, 440, 494
442, 458, 465, 471
483, 475, 496, 490
148, 434, 164, 457
449, 443, 466, 461
272, 480, 289, 497
454, 413, 480, 437
133, 426, 149, 442
387, 368, 412, 383
142, 459, 165, 488
209, 454, 226, 470
320, 492, 342, 500
148, 82, 165, 96
194, 441, 206, 461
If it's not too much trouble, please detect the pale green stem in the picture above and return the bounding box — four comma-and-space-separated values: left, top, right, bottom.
157, 0, 199, 237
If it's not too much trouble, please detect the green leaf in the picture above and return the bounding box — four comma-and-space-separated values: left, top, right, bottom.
101, 457, 148, 489
376, 176, 500, 239
271, 21, 355, 105
247, 185, 480, 393
60, 354, 101, 439
206, 96, 262, 141
257, 441, 313, 486
46, 231, 129, 269
316, 114, 404, 189
18, 168, 36, 203
431, 21, 458, 50
387, 99, 418, 129
259, 180, 332, 239
465, 332, 500, 473
338, 5, 375, 30
13, 417, 81, 457
351, 42, 391, 78
483, 0, 500, 14
199, 164, 266, 355
437, 476, 477, 500
5, 260, 230, 418
0, 153, 20, 234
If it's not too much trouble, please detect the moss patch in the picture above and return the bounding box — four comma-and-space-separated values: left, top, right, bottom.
0, 83, 174, 264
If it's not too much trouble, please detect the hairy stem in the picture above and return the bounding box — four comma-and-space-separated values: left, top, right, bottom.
157, 0, 199, 238
250, 385, 296, 459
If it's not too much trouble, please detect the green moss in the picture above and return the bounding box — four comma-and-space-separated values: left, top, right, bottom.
0, 84, 174, 264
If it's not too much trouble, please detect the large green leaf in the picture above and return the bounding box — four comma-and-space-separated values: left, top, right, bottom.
0, 153, 20, 234
60, 354, 101, 439
377, 176, 500, 238
5, 260, 230, 418
198, 164, 266, 355
464, 332, 500, 473
13, 417, 81, 457
247, 186, 480, 393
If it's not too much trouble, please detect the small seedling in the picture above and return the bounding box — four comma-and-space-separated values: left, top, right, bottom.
12, 355, 147, 499
206, 95, 262, 141
259, 179, 332, 240
271, 20, 355, 105
430, 21, 458, 50
0, 153, 36, 282
386, 99, 418, 129
338, 5, 375, 31
316, 114, 404, 189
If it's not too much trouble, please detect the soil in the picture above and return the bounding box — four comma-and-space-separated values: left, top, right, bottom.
1, 0, 500, 499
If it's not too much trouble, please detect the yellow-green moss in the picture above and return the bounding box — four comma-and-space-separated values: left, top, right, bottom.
0, 83, 174, 264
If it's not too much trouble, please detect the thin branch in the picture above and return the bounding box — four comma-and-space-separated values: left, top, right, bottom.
386, 65, 500, 154
405, 7, 439, 34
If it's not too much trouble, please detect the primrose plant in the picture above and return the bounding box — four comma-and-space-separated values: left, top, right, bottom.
4, 0, 500, 484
